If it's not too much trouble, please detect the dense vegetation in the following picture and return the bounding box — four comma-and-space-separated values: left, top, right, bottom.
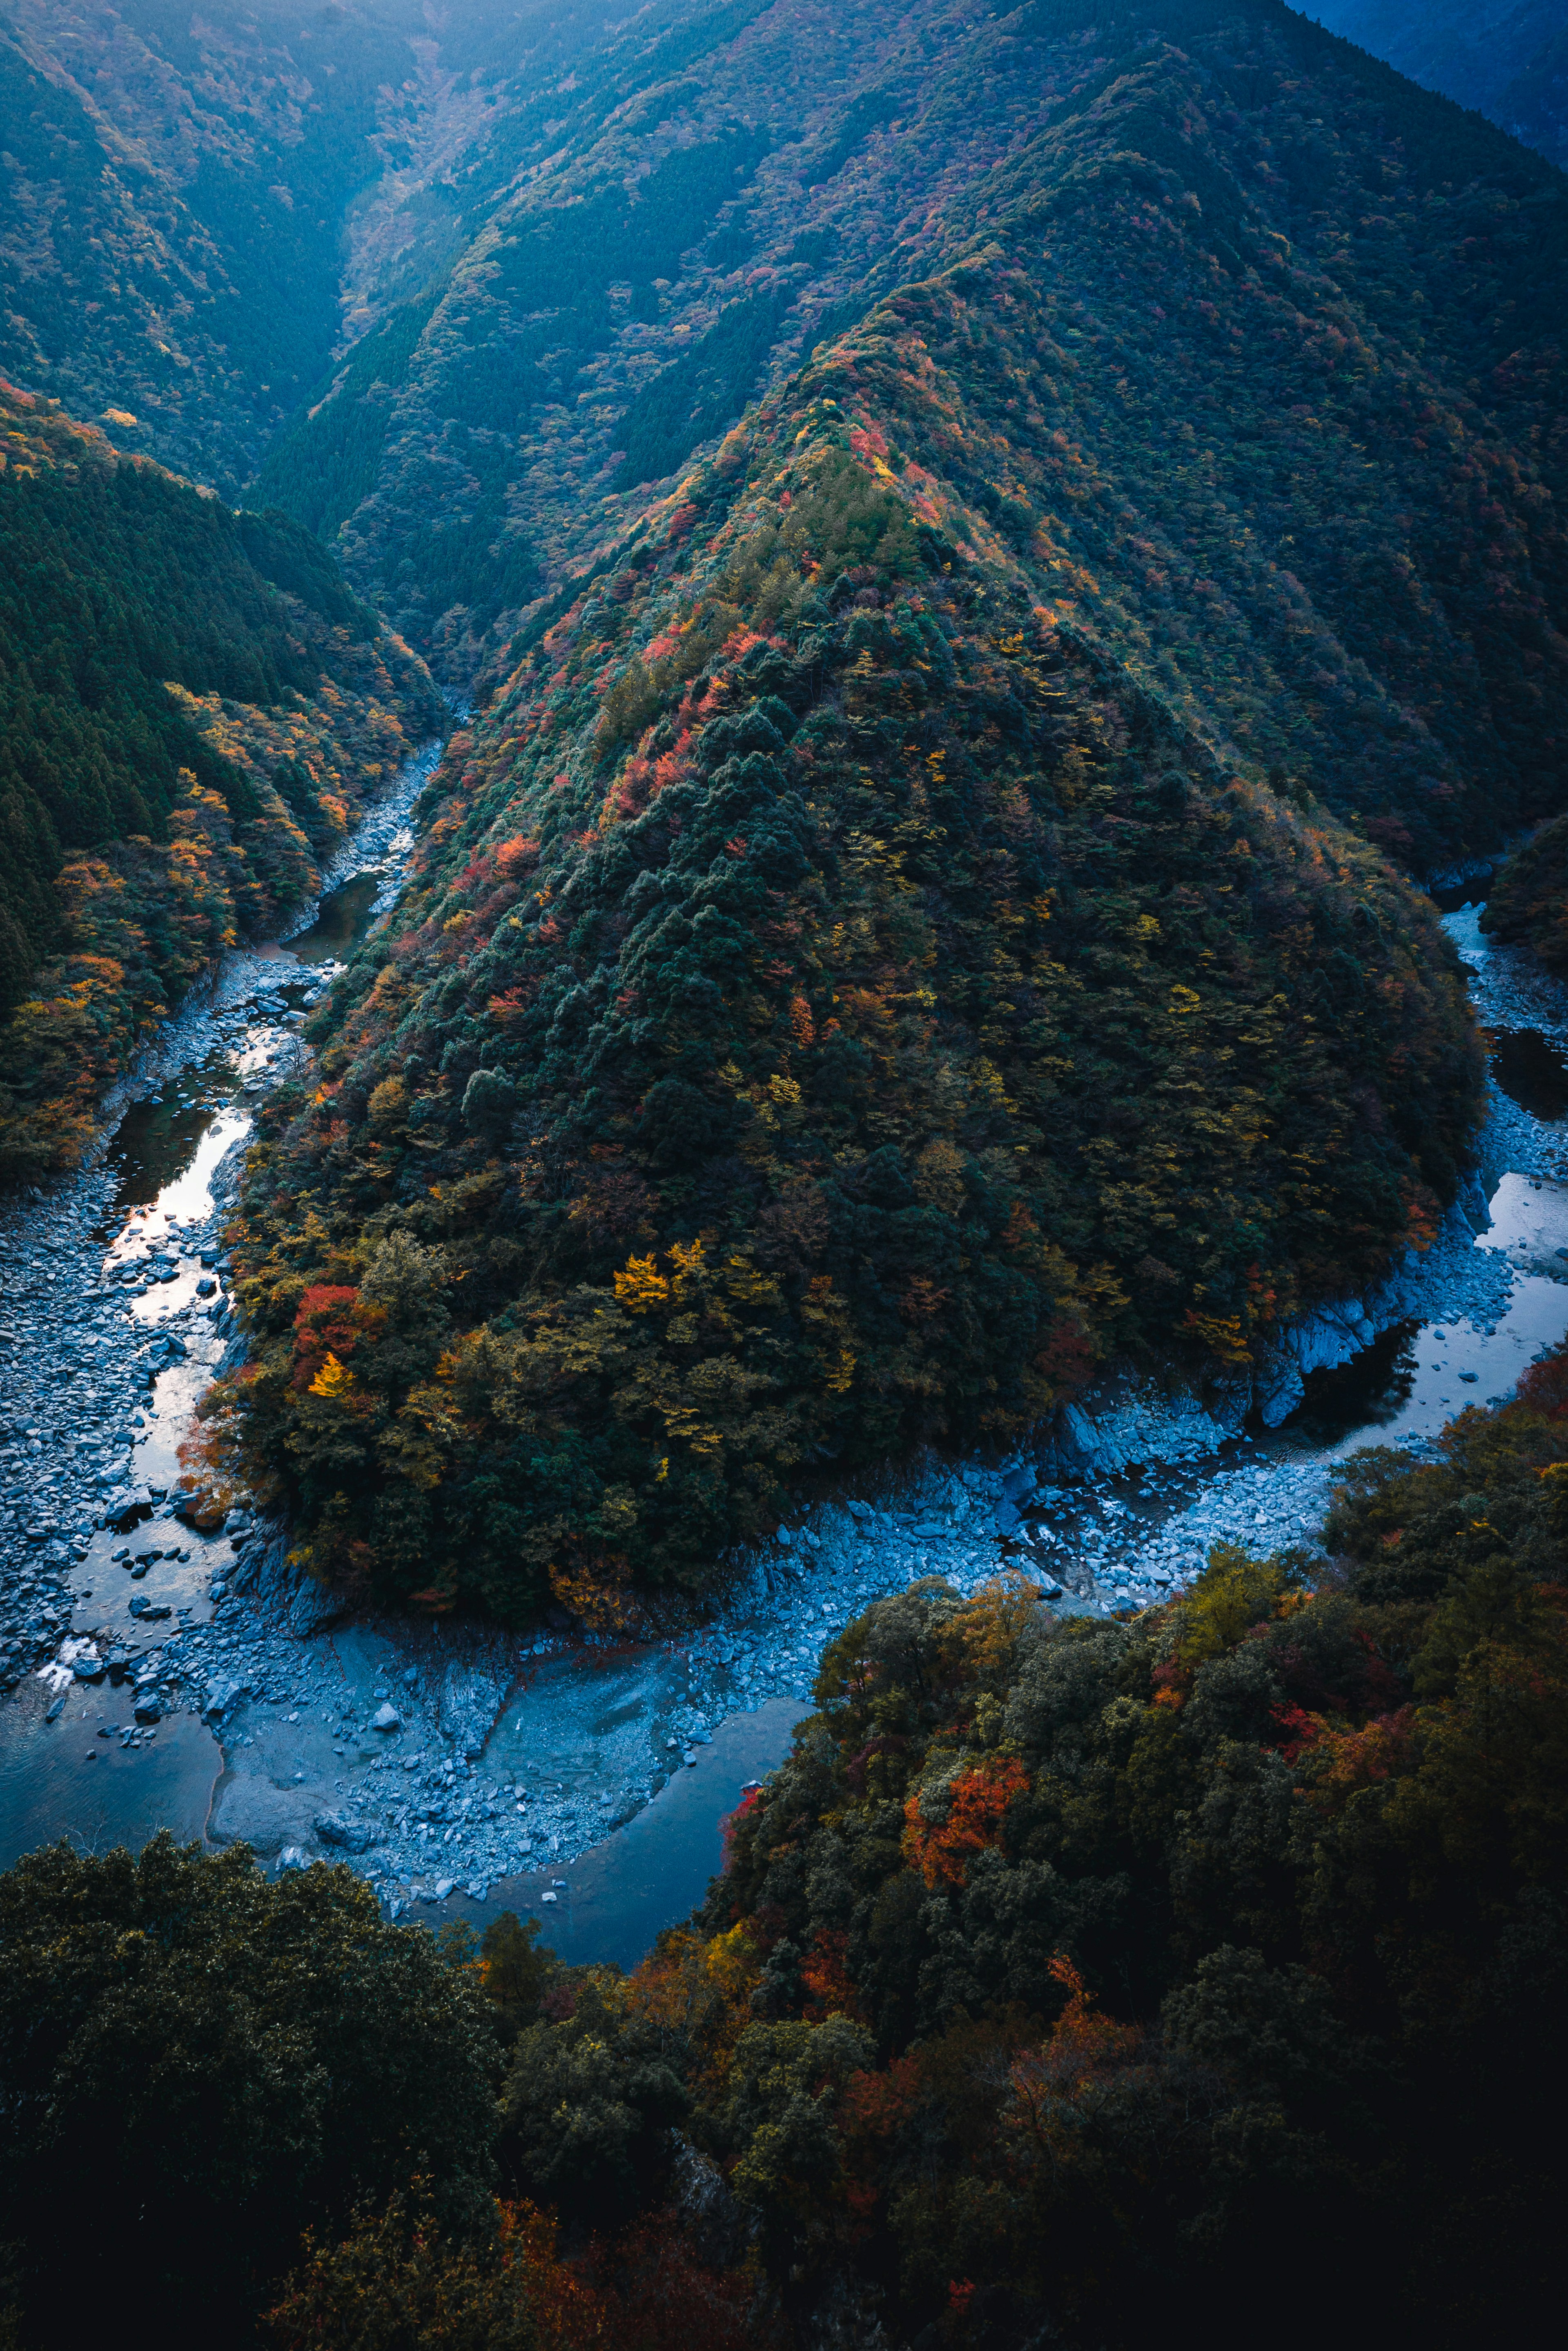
7, 1362, 1565, 2345
1312, 0, 1568, 170
0, 0, 446, 491
0, 1836, 501, 2341
5, 7, 1563, 2344
0, 381, 440, 1179
1481, 813, 1568, 968
245, 0, 1568, 742
214, 382, 1481, 1617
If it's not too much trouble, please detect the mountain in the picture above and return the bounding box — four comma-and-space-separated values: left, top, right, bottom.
11, 3, 1564, 862
244, 0, 1568, 836
221, 381, 1480, 1620
1308, 1, 1568, 171
0, 0, 419, 492
199, 0, 1568, 1616
0, 376, 441, 1178
0, 0, 711, 491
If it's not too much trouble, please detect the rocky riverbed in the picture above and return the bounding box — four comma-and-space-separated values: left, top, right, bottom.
3, 877, 1568, 1947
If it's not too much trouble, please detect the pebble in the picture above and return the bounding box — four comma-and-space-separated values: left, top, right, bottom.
7, 809, 1566, 1927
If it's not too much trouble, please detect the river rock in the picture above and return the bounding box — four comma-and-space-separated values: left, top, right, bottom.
207, 1776, 315, 1859
314, 1810, 379, 1853
435, 1656, 514, 1754
1252, 1360, 1306, 1428
228, 1527, 346, 1636
132, 1691, 162, 1722
174, 1490, 226, 1533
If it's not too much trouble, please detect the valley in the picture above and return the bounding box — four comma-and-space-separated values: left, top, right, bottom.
1, 4, 1566, 2344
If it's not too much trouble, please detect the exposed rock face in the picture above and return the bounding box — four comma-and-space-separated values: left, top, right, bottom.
434, 1657, 517, 1759
207, 1777, 317, 1862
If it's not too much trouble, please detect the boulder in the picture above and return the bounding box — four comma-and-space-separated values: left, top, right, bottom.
207, 1776, 314, 1859
1252, 1356, 1307, 1428
175, 1489, 227, 1534
435, 1656, 514, 1753
370, 1701, 401, 1732
314, 1811, 379, 1854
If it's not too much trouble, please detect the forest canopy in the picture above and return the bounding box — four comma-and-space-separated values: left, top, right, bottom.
0, 381, 440, 1178
221, 388, 1483, 1619
6, 1355, 1566, 2347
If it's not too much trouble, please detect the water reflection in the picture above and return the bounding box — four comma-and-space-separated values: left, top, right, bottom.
428, 1699, 800, 1969
1283, 1273, 1568, 1452
1487, 1028, 1568, 1123
109, 1052, 242, 1206
1287, 1322, 1419, 1447
1427, 872, 1495, 915
284, 873, 380, 965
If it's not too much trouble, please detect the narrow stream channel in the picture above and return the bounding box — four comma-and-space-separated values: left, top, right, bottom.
2, 862, 1566, 1970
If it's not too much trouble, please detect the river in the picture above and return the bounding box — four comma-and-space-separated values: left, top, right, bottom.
2, 797, 1566, 1969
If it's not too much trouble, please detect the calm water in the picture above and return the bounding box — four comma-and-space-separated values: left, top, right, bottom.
284, 874, 382, 966
429, 1700, 800, 1966
10, 858, 1568, 1965
1488, 1028, 1568, 1123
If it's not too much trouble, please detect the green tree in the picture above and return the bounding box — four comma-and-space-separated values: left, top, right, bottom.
0, 1836, 501, 2338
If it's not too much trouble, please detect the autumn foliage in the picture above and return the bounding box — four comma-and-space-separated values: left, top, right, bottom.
228, 406, 1479, 1613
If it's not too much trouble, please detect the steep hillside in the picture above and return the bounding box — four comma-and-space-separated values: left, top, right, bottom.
0, 0, 674, 492
0, 378, 441, 1178
14, 0, 1561, 848
679, 1358, 1568, 2343
1481, 811, 1568, 965
251, 0, 1568, 851
0, 0, 429, 490
220, 374, 1481, 1618
1310, 0, 1568, 170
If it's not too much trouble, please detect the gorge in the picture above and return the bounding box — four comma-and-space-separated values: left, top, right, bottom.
0, 3, 1565, 2344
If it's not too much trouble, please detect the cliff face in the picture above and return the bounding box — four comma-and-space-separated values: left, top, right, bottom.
0, 378, 441, 1178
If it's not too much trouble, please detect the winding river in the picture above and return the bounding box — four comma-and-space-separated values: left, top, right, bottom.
2, 774, 1566, 1968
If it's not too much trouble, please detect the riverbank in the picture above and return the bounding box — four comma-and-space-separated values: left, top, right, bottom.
4, 883, 1568, 1951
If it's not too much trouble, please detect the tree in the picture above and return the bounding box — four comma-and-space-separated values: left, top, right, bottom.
0, 1836, 501, 2338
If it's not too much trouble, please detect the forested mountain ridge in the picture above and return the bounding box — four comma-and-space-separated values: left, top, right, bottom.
0, 376, 441, 1179
10, 0, 1564, 809
220, 323, 1481, 1618
0, 0, 440, 492
1310, 0, 1568, 172
244, 0, 1568, 776
209, 4, 1568, 1619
